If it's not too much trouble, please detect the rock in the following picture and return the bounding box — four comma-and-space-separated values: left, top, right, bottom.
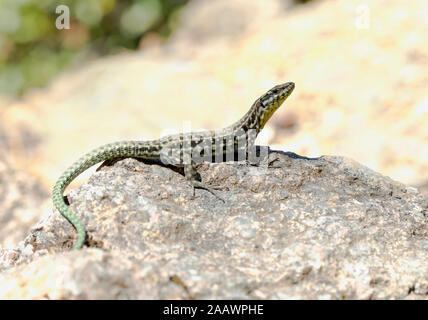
0, 156, 49, 249
0, 152, 426, 299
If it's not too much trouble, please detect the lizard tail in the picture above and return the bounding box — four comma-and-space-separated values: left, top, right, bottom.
52, 141, 143, 250
52, 149, 106, 250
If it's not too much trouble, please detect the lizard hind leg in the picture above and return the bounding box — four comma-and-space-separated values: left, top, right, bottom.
183, 163, 225, 202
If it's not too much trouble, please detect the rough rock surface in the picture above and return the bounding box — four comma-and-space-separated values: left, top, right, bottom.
0, 153, 426, 299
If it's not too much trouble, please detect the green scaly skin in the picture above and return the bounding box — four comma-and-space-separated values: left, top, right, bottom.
53, 82, 295, 250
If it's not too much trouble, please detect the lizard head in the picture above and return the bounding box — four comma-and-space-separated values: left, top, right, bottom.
257, 82, 295, 129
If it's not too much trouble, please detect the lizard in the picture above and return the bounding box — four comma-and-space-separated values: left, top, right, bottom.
52, 82, 295, 250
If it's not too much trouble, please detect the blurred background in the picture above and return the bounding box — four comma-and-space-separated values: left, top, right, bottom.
0, 0, 427, 248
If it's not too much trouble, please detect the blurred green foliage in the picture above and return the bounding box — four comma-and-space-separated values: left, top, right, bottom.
0, 0, 189, 96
